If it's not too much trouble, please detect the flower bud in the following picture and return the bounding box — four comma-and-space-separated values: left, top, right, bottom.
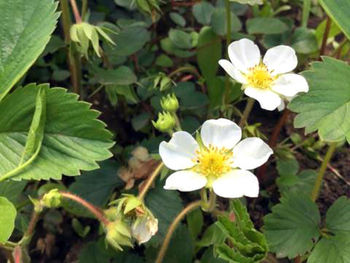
152, 112, 176, 133
160, 94, 179, 112
105, 220, 133, 251
41, 189, 62, 208
131, 214, 158, 244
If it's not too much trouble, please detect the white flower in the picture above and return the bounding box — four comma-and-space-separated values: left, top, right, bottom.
159, 118, 273, 198
219, 38, 309, 111
131, 215, 158, 244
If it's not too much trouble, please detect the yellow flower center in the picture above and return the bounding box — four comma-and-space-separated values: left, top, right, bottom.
245, 63, 276, 89
193, 145, 233, 178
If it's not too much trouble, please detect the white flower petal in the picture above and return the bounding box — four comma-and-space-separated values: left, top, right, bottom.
213, 169, 259, 198
218, 59, 246, 83
228, 38, 261, 73
132, 216, 158, 244
201, 118, 242, 149
164, 171, 207, 192
277, 100, 285, 111
263, 45, 297, 75
271, 73, 309, 97
232, 137, 273, 170
159, 131, 199, 170
244, 87, 282, 111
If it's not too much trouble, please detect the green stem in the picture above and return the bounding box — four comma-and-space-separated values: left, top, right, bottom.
311, 142, 337, 202
223, 0, 232, 105
172, 113, 182, 131
155, 200, 202, 263
60, 0, 82, 94
301, 0, 311, 27
138, 162, 164, 201
238, 98, 254, 127
319, 16, 331, 60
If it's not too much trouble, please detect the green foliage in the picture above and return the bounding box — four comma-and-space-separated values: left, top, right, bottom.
276, 157, 317, 196
0, 0, 59, 101
65, 160, 123, 217
246, 17, 289, 35
264, 193, 321, 259
289, 57, 350, 143
0, 196, 17, 243
319, 0, 350, 40
211, 8, 242, 36
193, 2, 215, 25
215, 200, 268, 263
308, 196, 350, 263
0, 84, 113, 181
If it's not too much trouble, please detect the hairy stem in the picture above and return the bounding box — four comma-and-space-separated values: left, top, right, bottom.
238, 98, 255, 127
311, 142, 337, 202
168, 66, 201, 79
138, 162, 164, 201
319, 16, 331, 59
19, 210, 41, 246
69, 0, 82, 23
155, 201, 202, 263
60, 192, 110, 225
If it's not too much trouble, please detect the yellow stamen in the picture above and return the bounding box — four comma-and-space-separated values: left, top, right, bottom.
193, 145, 233, 178
245, 63, 276, 90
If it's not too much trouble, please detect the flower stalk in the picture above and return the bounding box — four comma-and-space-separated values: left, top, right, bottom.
60, 191, 110, 225
311, 142, 337, 202
155, 200, 202, 263
69, 0, 82, 23
239, 98, 255, 127
138, 162, 164, 201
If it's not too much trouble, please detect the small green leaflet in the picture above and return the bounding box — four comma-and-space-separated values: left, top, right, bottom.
215, 200, 268, 263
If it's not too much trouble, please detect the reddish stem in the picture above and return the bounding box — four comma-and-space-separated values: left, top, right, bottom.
69, 0, 82, 23
60, 192, 110, 225
319, 16, 331, 60
257, 109, 290, 180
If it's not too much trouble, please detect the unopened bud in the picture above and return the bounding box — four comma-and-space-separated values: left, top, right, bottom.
152, 112, 176, 133
105, 220, 133, 251
160, 93, 179, 112
41, 189, 62, 208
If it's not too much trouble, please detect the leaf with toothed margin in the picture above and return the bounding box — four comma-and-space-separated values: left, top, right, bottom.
0, 83, 114, 181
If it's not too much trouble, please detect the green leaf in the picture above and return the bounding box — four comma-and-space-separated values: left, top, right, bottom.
291, 28, 318, 54
65, 160, 123, 217
94, 66, 137, 86
145, 224, 193, 263
169, 12, 186, 27
215, 200, 268, 263
0, 181, 27, 204
319, 0, 350, 40
0, 196, 17, 243
79, 241, 111, 263
108, 26, 150, 56
246, 17, 289, 34
288, 57, 350, 143
0, 84, 113, 181
145, 181, 183, 245
0, 0, 59, 101
211, 8, 242, 36
325, 196, 350, 234
155, 54, 173, 68
169, 29, 193, 49
197, 26, 222, 83
197, 224, 226, 247
187, 208, 204, 240
277, 169, 318, 197
192, 2, 215, 25
307, 234, 350, 263
160, 38, 196, 58
264, 193, 321, 258
276, 157, 299, 176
